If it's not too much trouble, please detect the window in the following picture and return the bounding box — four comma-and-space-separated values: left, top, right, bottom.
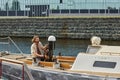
93, 61, 116, 68
86, 46, 101, 54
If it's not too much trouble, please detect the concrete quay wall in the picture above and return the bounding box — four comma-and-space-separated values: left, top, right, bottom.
0, 17, 120, 40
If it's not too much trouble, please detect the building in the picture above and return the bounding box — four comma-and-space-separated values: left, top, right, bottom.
0, 0, 120, 17
26, 5, 49, 17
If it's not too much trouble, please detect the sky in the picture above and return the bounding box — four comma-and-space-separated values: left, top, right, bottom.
0, 0, 120, 10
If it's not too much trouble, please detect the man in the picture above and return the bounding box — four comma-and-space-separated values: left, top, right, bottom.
31, 35, 45, 66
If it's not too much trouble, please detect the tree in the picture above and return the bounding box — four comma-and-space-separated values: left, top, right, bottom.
57, 5, 59, 10
5, 2, 9, 11
11, 0, 21, 11
107, 6, 116, 10
107, 6, 112, 10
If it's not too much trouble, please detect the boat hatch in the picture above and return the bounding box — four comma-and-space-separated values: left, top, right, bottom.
86, 45, 101, 54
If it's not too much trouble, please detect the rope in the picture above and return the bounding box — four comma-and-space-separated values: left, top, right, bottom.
8, 37, 23, 54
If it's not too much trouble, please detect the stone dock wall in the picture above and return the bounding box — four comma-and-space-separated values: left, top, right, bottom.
0, 17, 120, 40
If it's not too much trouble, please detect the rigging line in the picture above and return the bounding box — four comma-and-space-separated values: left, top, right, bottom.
8, 37, 24, 54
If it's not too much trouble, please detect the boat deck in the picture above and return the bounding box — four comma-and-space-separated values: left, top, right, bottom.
1, 53, 75, 70
1, 52, 120, 79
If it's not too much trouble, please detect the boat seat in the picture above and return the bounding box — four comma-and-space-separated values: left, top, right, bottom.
39, 61, 54, 67
57, 56, 75, 63
58, 59, 74, 63
60, 63, 71, 69
19, 59, 32, 65
19, 59, 54, 67
39, 62, 71, 69
57, 56, 75, 60
19, 59, 71, 69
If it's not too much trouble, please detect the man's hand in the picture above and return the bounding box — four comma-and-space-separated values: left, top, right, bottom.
39, 55, 44, 57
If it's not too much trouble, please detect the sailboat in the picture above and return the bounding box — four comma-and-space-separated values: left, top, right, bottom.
0, 36, 120, 80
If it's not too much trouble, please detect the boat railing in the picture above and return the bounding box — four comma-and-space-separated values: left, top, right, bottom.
0, 58, 34, 80
101, 52, 120, 56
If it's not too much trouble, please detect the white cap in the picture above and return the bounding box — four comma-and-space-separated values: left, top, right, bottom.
48, 35, 56, 41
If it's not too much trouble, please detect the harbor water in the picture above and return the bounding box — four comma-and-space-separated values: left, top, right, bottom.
0, 37, 120, 56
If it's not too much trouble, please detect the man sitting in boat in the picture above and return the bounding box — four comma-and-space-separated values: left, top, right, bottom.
31, 35, 46, 66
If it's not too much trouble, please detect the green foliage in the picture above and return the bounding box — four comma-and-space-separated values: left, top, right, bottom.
11, 0, 21, 11
57, 5, 59, 10
107, 6, 116, 10
5, 2, 9, 11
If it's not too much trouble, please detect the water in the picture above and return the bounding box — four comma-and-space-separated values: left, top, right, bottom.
2, 37, 120, 57
11, 37, 89, 56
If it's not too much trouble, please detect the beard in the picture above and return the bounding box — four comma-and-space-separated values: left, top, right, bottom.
35, 41, 39, 44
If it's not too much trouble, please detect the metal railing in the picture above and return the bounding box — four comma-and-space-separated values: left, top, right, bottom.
0, 58, 34, 80
0, 0, 120, 17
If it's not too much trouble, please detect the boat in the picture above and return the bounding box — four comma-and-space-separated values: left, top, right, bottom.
0, 36, 120, 80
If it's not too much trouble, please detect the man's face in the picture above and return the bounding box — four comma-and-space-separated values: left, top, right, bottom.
35, 37, 39, 43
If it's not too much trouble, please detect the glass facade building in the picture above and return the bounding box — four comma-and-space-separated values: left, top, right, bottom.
0, 0, 120, 16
